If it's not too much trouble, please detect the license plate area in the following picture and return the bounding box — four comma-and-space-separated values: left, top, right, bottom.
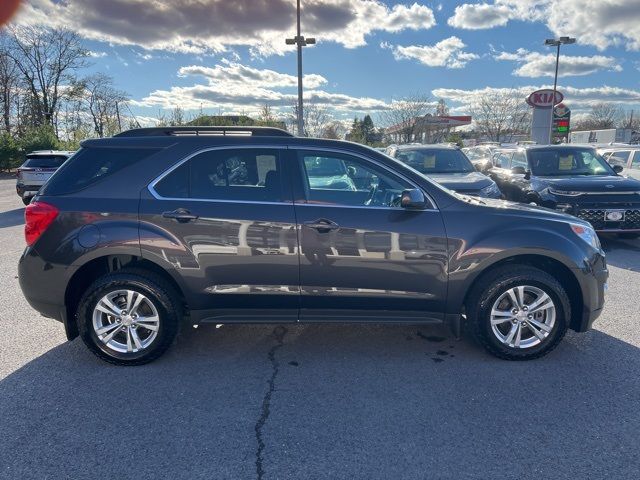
604, 210, 625, 222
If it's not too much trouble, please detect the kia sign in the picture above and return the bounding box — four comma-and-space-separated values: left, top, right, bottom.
527, 89, 563, 108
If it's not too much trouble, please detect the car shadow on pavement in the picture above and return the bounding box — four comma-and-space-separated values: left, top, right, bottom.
600, 235, 640, 271
0, 207, 24, 229
0, 323, 638, 479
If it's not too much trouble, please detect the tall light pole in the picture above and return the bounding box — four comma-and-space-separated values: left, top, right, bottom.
544, 36, 576, 144
286, 0, 315, 136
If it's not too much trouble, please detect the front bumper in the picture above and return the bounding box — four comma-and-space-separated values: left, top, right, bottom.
550, 200, 640, 232
571, 254, 608, 332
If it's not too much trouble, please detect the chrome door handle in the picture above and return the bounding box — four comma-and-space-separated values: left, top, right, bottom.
303, 219, 340, 233
162, 208, 199, 223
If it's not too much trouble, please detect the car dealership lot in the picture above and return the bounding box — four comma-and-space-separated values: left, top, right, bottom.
0, 176, 638, 479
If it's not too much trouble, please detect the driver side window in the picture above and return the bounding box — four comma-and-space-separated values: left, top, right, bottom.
297, 150, 412, 208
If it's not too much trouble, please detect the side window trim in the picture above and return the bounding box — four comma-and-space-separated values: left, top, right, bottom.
289, 146, 437, 211
148, 145, 292, 204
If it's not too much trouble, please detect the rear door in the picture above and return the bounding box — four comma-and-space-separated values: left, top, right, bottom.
139, 146, 300, 322
290, 148, 448, 322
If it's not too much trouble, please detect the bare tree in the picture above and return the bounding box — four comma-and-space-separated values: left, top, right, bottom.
7, 26, 89, 128
0, 36, 20, 133
573, 103, 624, 131
288, 101, 331, 137
470, 90, 530, 142
78, 73, 128, 137
620, 109, 640, 130
380, 93, 432, 143
321, 121, 347, 139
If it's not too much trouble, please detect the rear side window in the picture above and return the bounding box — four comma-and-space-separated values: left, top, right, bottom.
40, 147, 161, 195
153, 148, 284, 202
23, 155, 69, 168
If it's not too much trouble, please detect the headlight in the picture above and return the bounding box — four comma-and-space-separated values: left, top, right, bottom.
549, 188, 582, 197
480, 183, 501, 198
570, 223, 601, 250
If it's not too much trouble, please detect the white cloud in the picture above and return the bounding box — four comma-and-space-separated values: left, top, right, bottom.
387, 36, 479, 69
494, 48, 623, 77
447, 1, 640, 51
432, 84, 640, 112
88, 51, 107, 58
131, 61, 389, 113
178, 60, 328, 89
14, 0, 436, 55
447, 3, 513, 29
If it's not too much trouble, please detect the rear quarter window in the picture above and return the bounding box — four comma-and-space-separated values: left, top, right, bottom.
40, 147, 161, 195
22, 156, 69, 168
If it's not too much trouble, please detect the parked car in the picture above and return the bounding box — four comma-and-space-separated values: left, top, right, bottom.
16, 150, 74, 205
487, 145, 640, 236
386, 144, 502, 198
598, 146, 640, 181
461, 144, 500, 172
19, 126, 607, 365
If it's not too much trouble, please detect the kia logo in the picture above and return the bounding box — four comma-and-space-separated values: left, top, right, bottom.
526, 89, 564, 108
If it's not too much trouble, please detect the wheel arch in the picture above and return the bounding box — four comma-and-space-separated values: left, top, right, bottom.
460, 254, 584, 332
64, 254, 187, 340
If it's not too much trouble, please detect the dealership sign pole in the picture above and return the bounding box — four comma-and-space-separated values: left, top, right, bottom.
528, 89, 564, 145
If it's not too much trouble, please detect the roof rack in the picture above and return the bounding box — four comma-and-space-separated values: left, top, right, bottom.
114, 126, 294, 138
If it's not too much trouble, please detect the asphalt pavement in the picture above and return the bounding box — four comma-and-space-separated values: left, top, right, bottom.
0, 175, 638, 479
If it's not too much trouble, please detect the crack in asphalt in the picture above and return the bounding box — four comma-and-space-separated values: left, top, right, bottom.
254, 326, 287, 480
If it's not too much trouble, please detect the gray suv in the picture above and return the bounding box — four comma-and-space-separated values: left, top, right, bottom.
16, 150, 74, 205
19, 127, 608, 365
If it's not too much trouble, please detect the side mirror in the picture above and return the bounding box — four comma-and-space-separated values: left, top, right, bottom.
613, 164, 624, 174
400, 188, 427, 209
511, 166, 526, 175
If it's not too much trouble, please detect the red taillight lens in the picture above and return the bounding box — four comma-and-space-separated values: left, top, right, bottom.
24, 201, 59, 246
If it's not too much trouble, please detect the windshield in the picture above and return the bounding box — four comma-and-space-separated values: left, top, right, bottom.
304, 157, 347, 176
23, 155, 69, 168
395, 148, 475, 174
528, 148, 616, 176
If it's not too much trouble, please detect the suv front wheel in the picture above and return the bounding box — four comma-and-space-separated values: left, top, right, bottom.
77, 269, 181, 365
466, 265, 570, 360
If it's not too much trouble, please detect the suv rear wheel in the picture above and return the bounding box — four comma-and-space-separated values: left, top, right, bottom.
77, 269, 181, 365
466, 265, 570, 360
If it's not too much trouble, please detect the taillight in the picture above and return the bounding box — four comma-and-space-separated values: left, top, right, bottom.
24, 201, 59, 246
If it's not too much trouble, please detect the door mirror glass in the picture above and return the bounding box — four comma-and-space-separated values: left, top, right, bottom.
613, 164, 624, 174
511, 165, 526, 175
400, 189, 426, 209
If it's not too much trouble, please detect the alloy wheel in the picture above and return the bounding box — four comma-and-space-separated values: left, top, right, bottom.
490, 285, 556, 349
92, 289, 160, 354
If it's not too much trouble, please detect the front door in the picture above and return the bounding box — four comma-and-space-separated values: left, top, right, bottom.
139, 146, 299, 321
291, 149, 448, 322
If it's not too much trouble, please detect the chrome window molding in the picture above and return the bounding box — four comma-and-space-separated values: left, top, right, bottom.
148, 144, 439, 211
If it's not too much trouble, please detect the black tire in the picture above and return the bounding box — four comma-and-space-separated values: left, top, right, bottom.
466, 265, 570, 360
77, 268, 182, 365
22, 196, 31, 206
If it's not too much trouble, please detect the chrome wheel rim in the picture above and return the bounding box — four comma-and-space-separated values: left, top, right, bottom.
490, 285, 556, 349
92, 289, 160, 354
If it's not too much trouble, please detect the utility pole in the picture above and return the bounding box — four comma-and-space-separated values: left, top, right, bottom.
286, 0, 315, 136
544, 36, 576, 144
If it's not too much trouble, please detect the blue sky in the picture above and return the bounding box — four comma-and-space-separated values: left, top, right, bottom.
13, 0, 640, 125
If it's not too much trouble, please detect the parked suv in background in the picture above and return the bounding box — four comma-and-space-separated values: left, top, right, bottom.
19, 127, 607, 365
488, 145, 640, 236
16, 150, 74, 205
598, 146, 640, 181
386, 144, 502, 198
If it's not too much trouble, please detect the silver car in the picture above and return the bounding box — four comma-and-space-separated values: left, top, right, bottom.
598, 147, 640, 181
16, 150, 74, 205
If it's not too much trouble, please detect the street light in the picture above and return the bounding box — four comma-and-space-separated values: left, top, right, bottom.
286, 0, 316, 136
544, 36, 576, 143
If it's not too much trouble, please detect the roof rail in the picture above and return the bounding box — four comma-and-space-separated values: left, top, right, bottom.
114, 126, 294, 138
